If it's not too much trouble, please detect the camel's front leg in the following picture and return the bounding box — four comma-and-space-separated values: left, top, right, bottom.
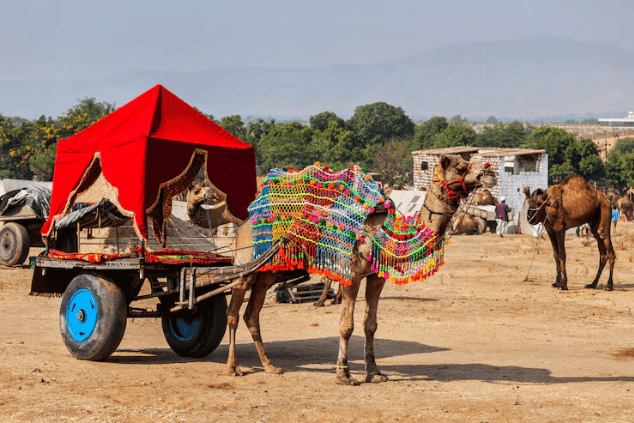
336, 278, 361, 386
226, 274, 256, 376
545, 228, 563, 289
364, 274, 388, 383
243, 272, 282, 374
554, 231, 568, 290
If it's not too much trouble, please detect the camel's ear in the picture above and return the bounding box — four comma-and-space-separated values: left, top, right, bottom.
522, 187, 531, 198
548, 199, 559, 209
439, 155, 451, 170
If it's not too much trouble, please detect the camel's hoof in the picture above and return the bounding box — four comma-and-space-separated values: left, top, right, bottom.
227, 367, 244, 377
264, 365, 284, 374
551, 283, 558, 288
313, 301, 325, 308
604, 286, 614, 291
336, 376, 360, 386
558, 286, 568, 291
366, 372, 388, 383
584, 284, 597, 289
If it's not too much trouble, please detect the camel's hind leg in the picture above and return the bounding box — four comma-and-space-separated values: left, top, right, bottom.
363, 273, 388, 383
242, 272, 282, 374
585, 225, 616, 291
336, 278, 362, 386
226, 274, 256, 376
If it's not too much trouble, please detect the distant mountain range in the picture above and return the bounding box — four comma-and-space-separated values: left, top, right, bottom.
2, 35, 634, 122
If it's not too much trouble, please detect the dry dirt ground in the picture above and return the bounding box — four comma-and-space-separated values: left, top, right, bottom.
1, 223, 634, 422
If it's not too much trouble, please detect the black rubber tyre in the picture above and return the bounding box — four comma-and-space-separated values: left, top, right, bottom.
161, 294, 227, 358
59, 273, 127, 361
0, 222, 30, 266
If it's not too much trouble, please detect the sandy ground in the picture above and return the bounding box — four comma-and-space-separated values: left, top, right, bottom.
1, 222, 634, 422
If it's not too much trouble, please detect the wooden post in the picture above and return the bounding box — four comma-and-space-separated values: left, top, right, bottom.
76, 222, 81, 253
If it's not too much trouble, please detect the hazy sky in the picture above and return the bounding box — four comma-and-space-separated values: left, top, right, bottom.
3, 0, 633, 79
2, 0, 634, 118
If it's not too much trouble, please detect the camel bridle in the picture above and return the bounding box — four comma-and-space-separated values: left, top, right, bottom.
525, 193, 551, 225
433, 163, 472, 200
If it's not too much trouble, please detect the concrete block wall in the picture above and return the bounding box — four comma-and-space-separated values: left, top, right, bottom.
412, 153, 441, 191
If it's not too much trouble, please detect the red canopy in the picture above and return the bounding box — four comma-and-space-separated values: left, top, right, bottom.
41, 84, 256, 244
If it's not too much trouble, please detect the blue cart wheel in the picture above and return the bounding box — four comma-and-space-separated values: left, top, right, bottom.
65, 289, 99, 342
161, 294, 227, 358
60, 273, 127, 361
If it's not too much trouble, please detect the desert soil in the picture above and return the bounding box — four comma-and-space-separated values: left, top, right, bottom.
1, 223, 634, 422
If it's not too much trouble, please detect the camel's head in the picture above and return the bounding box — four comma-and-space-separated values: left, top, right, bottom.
524, 187, 553, 225
185, 180, 224, 212
435, 154, 497, 199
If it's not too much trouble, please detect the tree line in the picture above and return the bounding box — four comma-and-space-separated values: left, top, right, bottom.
1, 98, 633, 191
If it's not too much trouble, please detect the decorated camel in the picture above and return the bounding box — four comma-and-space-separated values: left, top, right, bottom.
210, 155, 496, 386
523, 174, 616, 291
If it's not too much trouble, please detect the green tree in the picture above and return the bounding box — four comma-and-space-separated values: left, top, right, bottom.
486, 116, 498, 124
412, 116, 448, 150
312, 120, 357, 169
257, 121, 315, 172
309, 111, 344, 132
218, 115, 246, 140
431, 120, 477, 149
346, 102, 415, 149
475, 121, 528, 148
606, 138, 634, 190
523, 126, 605, 183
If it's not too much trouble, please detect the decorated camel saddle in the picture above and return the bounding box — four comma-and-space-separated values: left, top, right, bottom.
249, 163, 446, 286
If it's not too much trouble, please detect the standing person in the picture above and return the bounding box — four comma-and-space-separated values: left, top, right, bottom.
495, 196, 510, 237
611, 206, 619, 234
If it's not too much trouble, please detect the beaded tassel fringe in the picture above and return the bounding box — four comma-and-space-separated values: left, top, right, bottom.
369, 209, 446, 285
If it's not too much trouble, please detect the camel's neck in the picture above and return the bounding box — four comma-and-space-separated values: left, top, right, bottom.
420, 180, 461, 236
187, 202, 244, 228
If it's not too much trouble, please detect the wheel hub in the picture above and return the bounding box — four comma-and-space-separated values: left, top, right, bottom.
65, 288, 98, 343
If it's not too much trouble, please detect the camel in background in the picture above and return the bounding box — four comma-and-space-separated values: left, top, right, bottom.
616, 196, 633, 221
472, 189, 497, 206
186, 181, 243, 235
224, 155, 496, 385
523, 174, 615, 291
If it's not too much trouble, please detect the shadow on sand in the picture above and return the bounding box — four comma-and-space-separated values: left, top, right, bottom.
112, 336, 634, 385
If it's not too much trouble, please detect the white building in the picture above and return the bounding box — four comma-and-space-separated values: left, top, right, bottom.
598, 112, 634, 127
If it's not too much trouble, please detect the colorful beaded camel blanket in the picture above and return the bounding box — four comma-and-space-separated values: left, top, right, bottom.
369, 207, 446, 285
249, 164, 383, 286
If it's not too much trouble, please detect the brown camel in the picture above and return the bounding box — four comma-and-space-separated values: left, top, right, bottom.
616, 196, 633, 221
472, 189, 497, 206
223, 155, 496, 385
523, 174, 616, 291
449, 212, 483, 235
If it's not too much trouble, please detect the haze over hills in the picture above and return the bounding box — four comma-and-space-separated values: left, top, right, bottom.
2, 35, 634, 122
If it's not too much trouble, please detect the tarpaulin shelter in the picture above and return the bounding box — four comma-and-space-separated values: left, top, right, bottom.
41, 84, 256, 246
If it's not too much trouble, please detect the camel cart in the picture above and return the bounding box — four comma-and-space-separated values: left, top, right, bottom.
30, 85, 268, 361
